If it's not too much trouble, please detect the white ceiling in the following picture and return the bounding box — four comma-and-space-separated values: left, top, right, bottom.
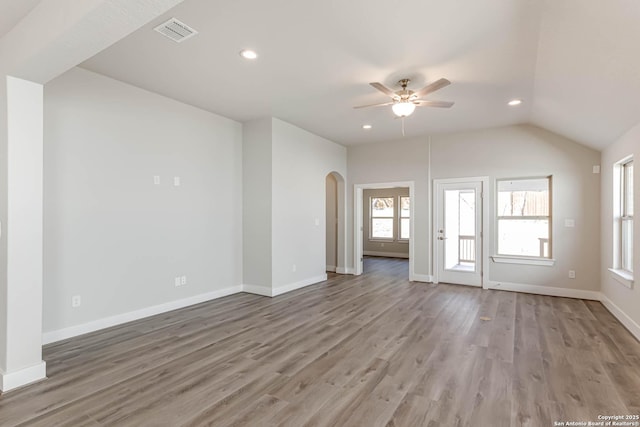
0, 0, 41, 38
79, 0, 640, 149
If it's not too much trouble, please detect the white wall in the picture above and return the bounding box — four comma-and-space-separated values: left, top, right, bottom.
348, 138, 430, 275
601, 122, 640, 335
431, 124, 601, 291
243, 118, 272, 288
43, 67, 242, 333
271, 118, 346, 291
348, 124, 601, 293
5, 77, 44, 374
0, 0, 184, 393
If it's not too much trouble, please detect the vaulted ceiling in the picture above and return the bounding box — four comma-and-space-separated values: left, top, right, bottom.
72, 0, 640, 149
0, 0, 41, 38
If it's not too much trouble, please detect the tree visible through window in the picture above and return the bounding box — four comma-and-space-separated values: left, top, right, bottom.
399, 196, 410, 240
497, 177, 551, 258
370, 197, 394, 239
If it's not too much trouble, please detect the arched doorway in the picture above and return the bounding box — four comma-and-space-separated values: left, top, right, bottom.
326, 172, 346, 274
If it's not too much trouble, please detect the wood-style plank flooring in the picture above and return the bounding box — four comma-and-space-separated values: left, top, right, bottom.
1, 257, 639, 426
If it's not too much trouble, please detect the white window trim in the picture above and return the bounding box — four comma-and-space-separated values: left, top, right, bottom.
491, 255, 556, 266
611, 156, 634, 287
608, 268, 634, 289
369, 196, 395, 241
494, 176, 553, 261
398, 196, 410, 242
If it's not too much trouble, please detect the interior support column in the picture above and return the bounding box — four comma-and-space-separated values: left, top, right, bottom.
0, 76, 45, 392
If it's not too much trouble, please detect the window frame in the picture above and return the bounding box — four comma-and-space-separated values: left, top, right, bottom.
369, 196, 395, 241
609, 156, 635, 289
493, 176, 554, 264
620, 158, 634, 274
398, 196, 411, 242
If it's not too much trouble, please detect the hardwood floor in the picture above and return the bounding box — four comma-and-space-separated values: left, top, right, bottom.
1, 257, 639, 426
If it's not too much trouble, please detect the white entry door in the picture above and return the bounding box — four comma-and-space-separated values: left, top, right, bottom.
434, 179, 484, 287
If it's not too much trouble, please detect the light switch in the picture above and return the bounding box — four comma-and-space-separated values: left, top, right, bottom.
593, 165, 600, 174
564, 219, 575, 228
174, 176, 181, 186
153, 175, 160, 185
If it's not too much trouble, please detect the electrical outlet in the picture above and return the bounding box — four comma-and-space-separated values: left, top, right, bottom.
174, 176, 181, 186
568, 270, 576, 279
174, 277, 181, 287
181, 276, 187, 285
72, 295, 81, 308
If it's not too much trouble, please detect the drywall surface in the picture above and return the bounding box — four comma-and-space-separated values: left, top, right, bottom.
4, 77, 43, 372
363, 187, 410, 257
431, 124, 601, 290
601, 122, 639, 329
271, 118, 346, 290
243, 118, 273, 288
43, 67, 242, 332
347, 124, 600, 291
347, 138, 430, 275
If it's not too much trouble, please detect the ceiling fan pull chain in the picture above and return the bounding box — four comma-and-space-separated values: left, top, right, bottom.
402, 117, 406, 137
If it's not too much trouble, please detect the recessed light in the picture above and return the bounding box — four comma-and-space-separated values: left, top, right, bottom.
239, 49, 258, 60
362, 124, 372, 130
508, 99, 523, 106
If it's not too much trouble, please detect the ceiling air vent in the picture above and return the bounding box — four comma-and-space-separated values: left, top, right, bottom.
154, 18, 198, 43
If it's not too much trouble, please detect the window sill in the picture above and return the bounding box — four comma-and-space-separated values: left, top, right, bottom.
491, 255, 555, 266
608, 268, 634, 289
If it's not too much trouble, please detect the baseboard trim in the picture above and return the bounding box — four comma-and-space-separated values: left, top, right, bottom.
486, 281, 601, 301
42, 286, 242, 345
364, 251, 409, 259
242, 284, 272, 297
273, 274, 328, 297
326, 265, 336, 273
411, 274, 433, 283
242, 275, 328, 298
0, 361, 47, 392
336, 267, 354, 275
600, 294, 640, 342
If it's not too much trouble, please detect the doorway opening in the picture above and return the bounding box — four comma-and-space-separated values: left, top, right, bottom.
362, 187, 410, 274
433, 177, 489, 288
354, 181, 415, 278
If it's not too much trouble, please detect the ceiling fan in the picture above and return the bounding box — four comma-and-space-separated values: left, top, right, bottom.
354, 78, 454, 118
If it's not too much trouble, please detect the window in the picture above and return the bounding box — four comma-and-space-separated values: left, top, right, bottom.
496, 177, 551, 258
370, 197, 394, 240
369, 195, 410, 241
620, 159, 634, 273
399, 196, 410, 240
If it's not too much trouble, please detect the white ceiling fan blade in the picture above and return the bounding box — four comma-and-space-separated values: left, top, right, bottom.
370, 82, 399, 99
353, 101, 395, 109
413, 78, 451, 98
414, 100, 454, 108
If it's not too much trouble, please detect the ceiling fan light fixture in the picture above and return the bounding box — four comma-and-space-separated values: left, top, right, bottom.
392, 101, 416, 117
